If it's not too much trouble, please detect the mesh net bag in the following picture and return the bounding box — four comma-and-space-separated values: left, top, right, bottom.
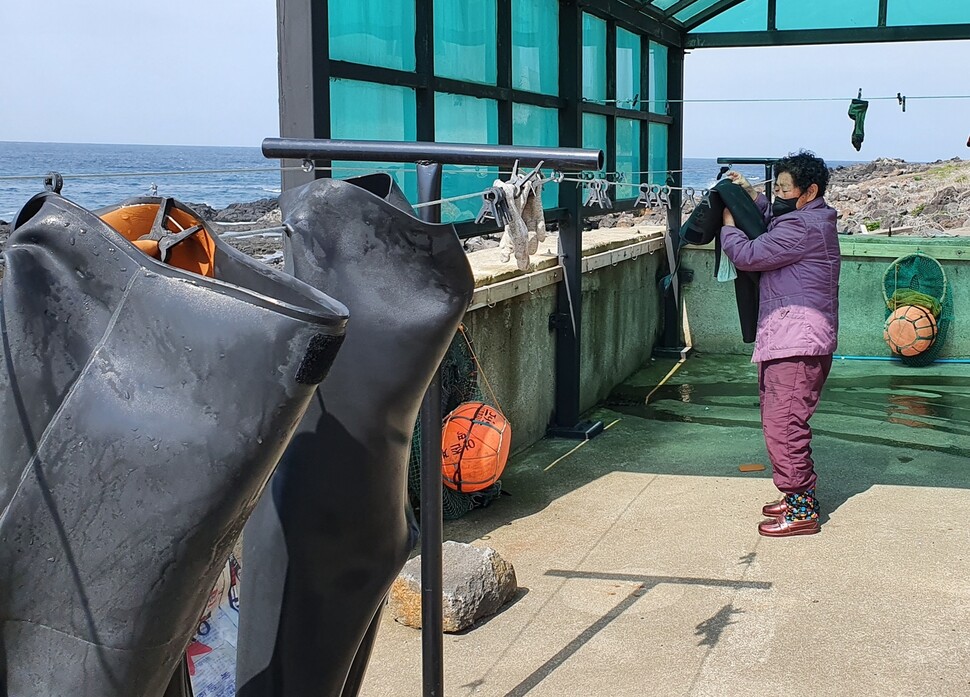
882, 252, 952, 366
407, 327, 504, 520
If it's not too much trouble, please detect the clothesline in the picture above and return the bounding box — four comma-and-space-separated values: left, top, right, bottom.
409, 174, 773, 210
585, 93, 970, 105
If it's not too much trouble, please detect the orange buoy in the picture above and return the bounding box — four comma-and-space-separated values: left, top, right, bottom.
441, 402, 511, 493
884, 305, 938, 356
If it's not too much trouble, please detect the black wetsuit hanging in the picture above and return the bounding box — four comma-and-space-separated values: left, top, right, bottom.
679, 179, 766, 343
236, 173, 474, 697
0, 193, 348, 697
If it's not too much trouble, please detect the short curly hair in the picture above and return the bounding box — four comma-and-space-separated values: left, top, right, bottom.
774, 150, 830, 198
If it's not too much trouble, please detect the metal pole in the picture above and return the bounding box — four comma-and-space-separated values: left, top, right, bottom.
656, 45, 689, 357
415, 161, 445, 697
262, 138, 602, 172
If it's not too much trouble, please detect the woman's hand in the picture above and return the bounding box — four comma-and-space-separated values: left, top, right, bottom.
722, 208, 735, 227
727, 171, 758, 200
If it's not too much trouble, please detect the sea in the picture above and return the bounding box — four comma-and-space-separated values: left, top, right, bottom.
0, 140, 860, 222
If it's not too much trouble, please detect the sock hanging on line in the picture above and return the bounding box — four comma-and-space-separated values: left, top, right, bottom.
848, 98, 869, 151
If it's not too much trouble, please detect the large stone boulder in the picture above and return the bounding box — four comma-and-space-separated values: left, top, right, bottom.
389, 541, 517, 633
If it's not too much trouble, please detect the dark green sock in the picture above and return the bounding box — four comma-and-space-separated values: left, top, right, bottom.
848, 99, 869, 151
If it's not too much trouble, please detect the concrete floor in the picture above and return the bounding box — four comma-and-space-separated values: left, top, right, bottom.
360, 354, 970, 697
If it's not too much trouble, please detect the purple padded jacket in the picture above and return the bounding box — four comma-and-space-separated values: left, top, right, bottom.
720, 194, 840, 363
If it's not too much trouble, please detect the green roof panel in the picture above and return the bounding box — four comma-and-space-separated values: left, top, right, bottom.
684, 0, 970, 45
888, 0, 970, 26
673, 0, 726, 24
776, 0, 879, 31
690, 0, 766, 33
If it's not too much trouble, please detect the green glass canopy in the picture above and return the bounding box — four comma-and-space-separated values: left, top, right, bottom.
625, 0, 970, 47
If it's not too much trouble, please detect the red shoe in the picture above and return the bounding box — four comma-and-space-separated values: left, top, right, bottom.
761, 499, 787, 518
758, 516, 820, 537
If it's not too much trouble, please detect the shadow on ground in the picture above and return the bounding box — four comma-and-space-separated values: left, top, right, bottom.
444, 353, 970, 540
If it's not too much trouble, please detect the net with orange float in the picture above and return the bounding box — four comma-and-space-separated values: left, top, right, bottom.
882, 252, 951, 366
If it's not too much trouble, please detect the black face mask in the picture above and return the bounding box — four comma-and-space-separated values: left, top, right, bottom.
772, 195, 799, 217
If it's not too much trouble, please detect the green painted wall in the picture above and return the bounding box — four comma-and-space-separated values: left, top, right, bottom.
465, 252, 662, 452
680, 237, 970, 358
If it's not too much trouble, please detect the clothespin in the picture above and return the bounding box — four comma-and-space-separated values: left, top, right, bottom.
657, 185, 672, 210
682, 187, 696, 211
507, 159, 545, 196
897, 92, 906, 112
475, 186, 513, 225
583, 178, 613, 209
634, 183, 652, 208
857, 88, 863, 99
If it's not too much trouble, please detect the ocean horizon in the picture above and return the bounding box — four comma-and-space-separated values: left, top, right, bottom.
1, 140, 871, 221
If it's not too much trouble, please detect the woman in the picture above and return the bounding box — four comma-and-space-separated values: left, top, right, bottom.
720, 151, 841, 537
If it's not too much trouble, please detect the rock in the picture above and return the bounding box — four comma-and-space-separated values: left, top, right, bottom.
212, 198, 279, 223
463, 234, 500, 253
388, 541, 517, 633
185, 202, 219, 220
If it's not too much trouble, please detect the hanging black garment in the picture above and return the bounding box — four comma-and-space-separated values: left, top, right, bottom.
848, 98, 869, 151
679, 179, 766, 343
236, 173, 474, 697
0, 193, 348, 697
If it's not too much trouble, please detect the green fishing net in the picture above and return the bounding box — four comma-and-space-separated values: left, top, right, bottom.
407, 329, 503, 520
883, 252, 952, 366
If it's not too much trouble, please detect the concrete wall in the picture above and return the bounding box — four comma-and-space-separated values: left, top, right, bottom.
464, 248, 663, 452
680, 237, 970, 358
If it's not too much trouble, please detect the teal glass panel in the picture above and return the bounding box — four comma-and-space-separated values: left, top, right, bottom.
583, 113, 607, 174
435, 0, 497, 85
648, 41, 668, 114
776, 0, 879, 30
888, 0, 970, 25
616, 28, 641, 106
435, 93, 499, 222
648, 123, 668, 185
691, 0, 768, 33
512, 103, 559, 207
330, 79, 417, 197
512, 0, 558, 95
328, 0, 415, 71
675, 0, 729, 24
650, 0, 681, 10
582, 13, 607, 102
615, 119, 641, 196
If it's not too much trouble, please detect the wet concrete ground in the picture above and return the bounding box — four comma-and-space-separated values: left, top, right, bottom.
360, 353, 970, 697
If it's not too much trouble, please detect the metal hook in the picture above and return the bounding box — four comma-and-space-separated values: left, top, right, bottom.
44, 171, 63, 194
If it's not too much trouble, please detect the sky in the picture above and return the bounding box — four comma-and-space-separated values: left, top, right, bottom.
2, 1, 968, 163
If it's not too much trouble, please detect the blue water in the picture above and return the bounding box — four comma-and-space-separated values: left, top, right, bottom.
0, 142, 281, 221
0, 141, 859, 222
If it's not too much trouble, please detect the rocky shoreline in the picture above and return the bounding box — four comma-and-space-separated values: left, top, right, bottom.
2, 157, 968, 269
